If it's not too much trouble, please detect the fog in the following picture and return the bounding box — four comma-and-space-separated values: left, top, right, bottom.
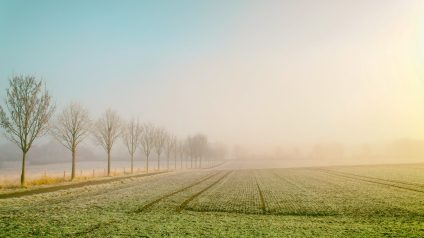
1, 0, 424, 176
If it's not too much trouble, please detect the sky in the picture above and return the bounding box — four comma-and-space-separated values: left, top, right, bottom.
1, 0, 424, 151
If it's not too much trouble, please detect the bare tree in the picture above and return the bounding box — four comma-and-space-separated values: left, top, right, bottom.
178, 140, 186, 169
193, 134, 208, 168
186, 136, 195, 169
172, 136, 178, 170
93, 109, 120, 176
140, 123, 155, 172
122, 118, 141, 173
186, 134, 208, 168
165, 133, 177, 170
51, 102, 90, 180
153, 127, 167, 171
0, 76, 55, 186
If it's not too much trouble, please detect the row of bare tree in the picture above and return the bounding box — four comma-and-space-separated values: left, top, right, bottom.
0, 76, 223, 186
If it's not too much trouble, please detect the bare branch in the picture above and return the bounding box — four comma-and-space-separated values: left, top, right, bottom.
51, 102, 90, 151
93, 108, 121, 153
0, 75, 55, 185
140, 123, 155, 159
122, 118, 141, 157
154, 127, 167, 158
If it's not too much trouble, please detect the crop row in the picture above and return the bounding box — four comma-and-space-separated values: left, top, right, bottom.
329, 164, 424, 185
318, 169, 424, 193
255, 169, 336, 216
184, 167, 424, 217
284, 169, 424, 217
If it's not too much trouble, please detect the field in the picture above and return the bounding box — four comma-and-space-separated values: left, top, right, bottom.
0, 163, 423, 237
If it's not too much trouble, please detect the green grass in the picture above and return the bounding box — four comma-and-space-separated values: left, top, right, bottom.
0, 164, 423, 237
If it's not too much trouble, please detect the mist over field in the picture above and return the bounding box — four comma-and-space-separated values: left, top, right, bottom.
0, 0, 423, 184
1, 1, 424, 237
4, 139, 424, 170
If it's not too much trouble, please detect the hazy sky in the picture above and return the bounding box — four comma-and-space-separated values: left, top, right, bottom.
1, 0, 424, 148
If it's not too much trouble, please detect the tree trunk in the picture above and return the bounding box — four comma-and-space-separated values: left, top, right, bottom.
200, 156, 202, 168
107, 150, 111, 176
157, 155, 160, 171
131, 153, 134, 173
20, 151, 27, 186
71, 148, 76, 180
146, 155, 149, 173
167, 154, 170, 171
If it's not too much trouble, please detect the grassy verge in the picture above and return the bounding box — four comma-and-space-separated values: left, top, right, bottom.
0, 171, 168, 198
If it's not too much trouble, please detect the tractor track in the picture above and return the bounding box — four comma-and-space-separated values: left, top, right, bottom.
133, 171, 222, 213
176, 171, 232, 212
254, 176, 267, 214
320, 169, 424, 188
73, 171, 223, 235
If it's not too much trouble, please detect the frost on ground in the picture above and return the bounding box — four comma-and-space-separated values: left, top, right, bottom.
0, 164, 423, 237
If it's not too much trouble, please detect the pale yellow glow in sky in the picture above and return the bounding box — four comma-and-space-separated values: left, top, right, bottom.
146, 1, 424, 148
2, 1, 424, 153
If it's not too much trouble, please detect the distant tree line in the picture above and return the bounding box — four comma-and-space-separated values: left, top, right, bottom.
0, 75, 226, 186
